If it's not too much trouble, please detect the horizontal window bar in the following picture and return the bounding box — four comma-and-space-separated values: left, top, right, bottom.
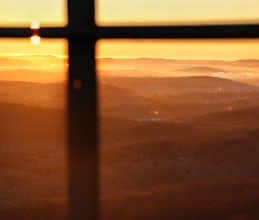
0, 24, 259, 38
95, 25, 259, 39
0, 28, 31, 37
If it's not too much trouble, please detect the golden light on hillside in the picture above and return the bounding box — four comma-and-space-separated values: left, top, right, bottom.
30, 21, 41, 45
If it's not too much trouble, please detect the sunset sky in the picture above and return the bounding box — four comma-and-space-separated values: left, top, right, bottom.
97, 0, 259, 25
0, 0, 259, 79
1, 0, 259, 27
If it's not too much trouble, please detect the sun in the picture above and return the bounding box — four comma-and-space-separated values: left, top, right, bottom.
30, 36, 41, 45
30, 21, 41, 45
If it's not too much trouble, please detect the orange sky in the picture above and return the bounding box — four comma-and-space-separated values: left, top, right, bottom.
97, 0, 259, 26
1, 0, 258, 27
96, 39, 259, 61
0, 0, 66, 27
1, 38, 259, 61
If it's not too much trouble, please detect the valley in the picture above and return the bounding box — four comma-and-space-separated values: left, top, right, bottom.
0, 72, 259, 219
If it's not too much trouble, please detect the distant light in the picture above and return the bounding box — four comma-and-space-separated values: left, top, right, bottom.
154, 110, 160, 115
227, 106, 233, 111
30, 21, 40, 45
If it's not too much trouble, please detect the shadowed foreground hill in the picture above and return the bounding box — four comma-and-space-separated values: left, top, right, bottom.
0, 102, 68, 219
101, 133, 259, 220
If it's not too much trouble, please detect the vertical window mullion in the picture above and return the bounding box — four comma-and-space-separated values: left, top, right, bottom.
67, 0, 98, 219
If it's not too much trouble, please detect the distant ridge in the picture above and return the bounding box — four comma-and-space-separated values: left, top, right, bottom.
102, 76, 259, 95
0, 80, 66, 109
175, 66, 225, 73
236, 59, 259, 63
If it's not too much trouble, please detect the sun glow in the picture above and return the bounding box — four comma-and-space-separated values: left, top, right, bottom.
30, 36, 40, 45
31, 21, 40, 29
30, 21, 41, 45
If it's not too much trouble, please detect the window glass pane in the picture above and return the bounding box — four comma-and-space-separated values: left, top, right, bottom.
96, 0, 259, 26
0, 39, 68, 219
97, 39, 259, 219
0, 0, 67, 27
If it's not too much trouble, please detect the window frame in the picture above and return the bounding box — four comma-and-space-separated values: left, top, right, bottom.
0, 0, 259, 219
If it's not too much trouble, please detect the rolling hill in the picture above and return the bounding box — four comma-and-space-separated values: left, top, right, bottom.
99, 83, 149, 118
0, 81, 66, 108
0, 102, 65, 143
101, 76, 259, 95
